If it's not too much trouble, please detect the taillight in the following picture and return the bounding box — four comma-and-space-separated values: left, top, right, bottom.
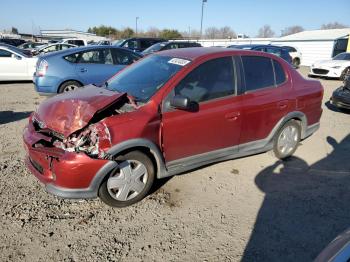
36, 59, 48, 77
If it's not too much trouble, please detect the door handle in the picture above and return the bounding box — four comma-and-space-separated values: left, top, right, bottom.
80, 68, 87, 73
225, 112, 240, 121
277, 101, 288, 110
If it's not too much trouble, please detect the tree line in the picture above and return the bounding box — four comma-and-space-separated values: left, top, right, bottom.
88, 22, 348, 40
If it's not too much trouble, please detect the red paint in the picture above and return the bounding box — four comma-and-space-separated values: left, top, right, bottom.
24, 48, 323, 192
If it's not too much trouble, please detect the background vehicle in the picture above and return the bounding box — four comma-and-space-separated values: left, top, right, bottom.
18, 42, 43, 49
96, 40, 111, 45
315, 227, 350, 262
114, 37, 165, 52
34, 45, 142, 94
24, 48, 323, 207
331, 73, 350, 110
142, 41, 202, 55
60, 38, 87, 46
0, 38, 26, 47
227, 44, 293, 65
282, 45, 302, 68
0, 44, 37, 81
309, 52, 350, 80
32, 43, 77, 56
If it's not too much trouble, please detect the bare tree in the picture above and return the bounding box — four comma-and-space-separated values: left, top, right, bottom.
281, 26, 304, 36
321, 22, 348, 29
257, 25, 275, 38
145, 27, 160, 37
205, 27, 220, 39
219, 26, 236, 39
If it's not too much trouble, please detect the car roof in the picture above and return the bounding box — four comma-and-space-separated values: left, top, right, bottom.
39, 45, 141, 59
157, 47, 278, 61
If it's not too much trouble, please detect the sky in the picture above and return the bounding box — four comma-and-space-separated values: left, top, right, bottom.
1, 0, 349, 37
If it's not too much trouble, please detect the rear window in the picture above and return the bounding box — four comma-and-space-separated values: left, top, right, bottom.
241, 56, 275, 92
273, 60, 286, 85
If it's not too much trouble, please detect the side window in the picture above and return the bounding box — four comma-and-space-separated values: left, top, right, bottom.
78, 50, 103, 64
266, 47, 282, 57
112, 49, 139, 65
0, 49, 12, 57
255, 47, 265, 52
103, 49, 113, 64
124, 40, 138, 49
64, 53, 80, 63
273, 60, 286, 85
74, 40, 84, 46
140, 40, 151, 49
174, 57, 235, 103
42, 45, 58, 53
241, 56, 274, 92
169, 43, 179, 49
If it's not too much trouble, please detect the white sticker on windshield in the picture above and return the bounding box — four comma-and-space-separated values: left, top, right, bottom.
168, 58, 191, 66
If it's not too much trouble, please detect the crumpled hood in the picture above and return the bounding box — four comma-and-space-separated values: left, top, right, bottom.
34, 85, 126, 137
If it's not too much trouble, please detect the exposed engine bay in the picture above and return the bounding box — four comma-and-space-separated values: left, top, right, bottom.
32, 91, 137, 159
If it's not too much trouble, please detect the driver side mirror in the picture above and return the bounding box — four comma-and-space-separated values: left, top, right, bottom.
170, 95, 199, 112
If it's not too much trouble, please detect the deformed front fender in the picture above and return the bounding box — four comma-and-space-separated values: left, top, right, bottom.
105, 138, 167, 179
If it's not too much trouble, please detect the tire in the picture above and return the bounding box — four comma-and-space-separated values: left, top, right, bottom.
273, 120, 301, 160
58, 80, 82, 93
292, 58, 300, 68
340, 67, 350, 81
98, 151, 155, 208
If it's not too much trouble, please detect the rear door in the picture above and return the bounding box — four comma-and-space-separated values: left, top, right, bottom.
238, 55, 291, 147
162, 56, 243, 164
75, 48, 117, 85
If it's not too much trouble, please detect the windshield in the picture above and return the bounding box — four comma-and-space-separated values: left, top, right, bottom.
106, 55, 189, 102
333, 53, 350, 61
142, 42, 167, 54
113, 39, 125, 46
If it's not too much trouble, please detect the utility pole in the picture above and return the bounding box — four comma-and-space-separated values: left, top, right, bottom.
200, 0, 207, 39
135, 17, 139, 36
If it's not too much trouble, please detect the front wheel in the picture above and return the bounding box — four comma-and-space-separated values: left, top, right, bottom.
98, 151, 155, 208
273, 120, 301, 160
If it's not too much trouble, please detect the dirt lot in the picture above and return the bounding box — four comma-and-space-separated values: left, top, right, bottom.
0, 67, 349, 262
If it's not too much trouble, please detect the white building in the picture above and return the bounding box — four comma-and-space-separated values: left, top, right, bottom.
40, 29, 107, 42
272, 28, 350, 66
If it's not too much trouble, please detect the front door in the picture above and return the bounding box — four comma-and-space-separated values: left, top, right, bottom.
0, 49, 27, 80
161, 56, 243, 165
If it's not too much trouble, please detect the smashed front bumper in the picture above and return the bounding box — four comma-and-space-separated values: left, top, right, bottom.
23, 122, 114, 199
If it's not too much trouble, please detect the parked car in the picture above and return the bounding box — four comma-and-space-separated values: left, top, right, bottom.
33, 45, 142, 94
24, 47, 323, 207
142, 41, 202, 56
0, 44, 37, 81
96, 40, 112, 45
227, 44, 293, 65
18, 42, 43, 50
309, 52, 350, 80
331, 73, 350, 110
32, 43, 77, 56
281, 46, 302, 68
315, 227, 350, 262
0, 38, 26, 47
114, 37, 165, 52
60, 38, 87, 46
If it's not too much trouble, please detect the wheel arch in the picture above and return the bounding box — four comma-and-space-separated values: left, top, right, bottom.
271, 111, 308, 141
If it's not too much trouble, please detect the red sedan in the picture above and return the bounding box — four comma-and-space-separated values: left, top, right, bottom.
23, 47, 323, 207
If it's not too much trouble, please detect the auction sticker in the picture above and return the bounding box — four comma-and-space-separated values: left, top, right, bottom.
168, 58, 191, 66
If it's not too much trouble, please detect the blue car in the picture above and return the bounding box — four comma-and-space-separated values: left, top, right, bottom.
34, 45, 142, 94
227, 44, 293, 65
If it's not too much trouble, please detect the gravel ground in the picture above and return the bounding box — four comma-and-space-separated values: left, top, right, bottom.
0, 67, 349, 262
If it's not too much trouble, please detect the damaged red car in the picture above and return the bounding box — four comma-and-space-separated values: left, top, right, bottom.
23, 47, 323, 207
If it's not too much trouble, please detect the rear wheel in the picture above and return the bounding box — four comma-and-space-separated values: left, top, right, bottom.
292, 58, 300, 68
58, 80, 82, 93
273, 120, 301, 160
98, 151, 155, 208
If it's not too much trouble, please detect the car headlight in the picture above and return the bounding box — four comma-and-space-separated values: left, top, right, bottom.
331, 66, 341, 69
